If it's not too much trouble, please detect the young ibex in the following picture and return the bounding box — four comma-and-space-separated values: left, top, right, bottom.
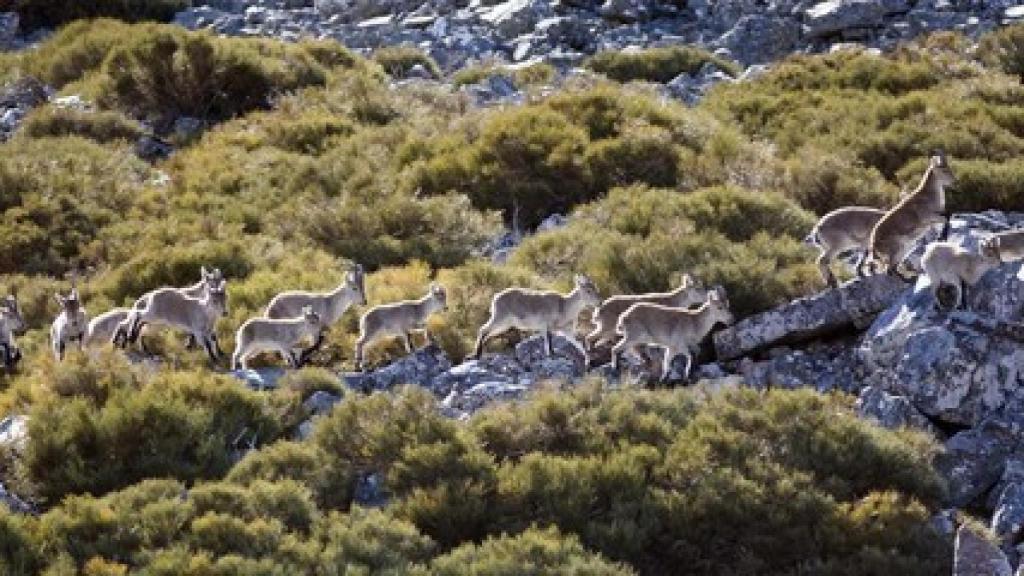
51, 288, 88, 361
265, 264, 366, 363
921, 240, 1003, 309
611, 289, 734, 383
978, 230, 1024, 264
232, 306, 323, 370
584, 274, 708, 356
84, 308, 130, 348
115, 267, 224, 348
867, 151, 955, 280
118, 278, 228, 362
473, 274, 601, 360
355, 283, 447, 371
804, 207, 887, 287
0, 296, 24, 369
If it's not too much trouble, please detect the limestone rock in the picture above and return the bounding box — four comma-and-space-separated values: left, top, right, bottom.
954, 523, 1012, 576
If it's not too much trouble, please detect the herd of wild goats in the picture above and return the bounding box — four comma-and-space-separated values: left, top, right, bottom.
2, 152, 1024, 381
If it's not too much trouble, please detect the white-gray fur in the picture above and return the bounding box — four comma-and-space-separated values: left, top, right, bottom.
584, 274, 707, 356
116, 267, 224, 347
921, 240, 1002, 309
232, 307, 323, 370
804, 207, 886, 287
611, 289, 734, 382
355, 283, 447, 371
0, 295, 23, 369
85, 308, 130, 347
867, 152, 955, 279
119, 278, 228, 361
265, 265, 366, 326
51, 288, 88, 361
473, 274, 601, 360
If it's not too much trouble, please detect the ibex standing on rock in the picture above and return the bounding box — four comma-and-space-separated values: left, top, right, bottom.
473, 274, 601, 360
118, 278, 228, 362
867, 151, 955, 280
232, 306, 323, 370
51, 288, 88, 361
355, 283, 447, 371
804, 207, 886, 288
921, 239, 1003, 310
584, 274, 708, 364
611, 288, 734, 383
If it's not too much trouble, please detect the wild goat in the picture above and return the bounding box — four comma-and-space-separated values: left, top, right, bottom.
584, 274, 708, 357
0, 296, 24, 369
116, 267, 224, 348
867, 151, 955, 280
355, 283, 447, 371
921, 240, 1003, 309
232, 307, 323, 370
978, 230, 1024, 264
118, 279, 228, 362
804, 207, 887, 287
265, 264, 366, 363
84, 308, 130, 347
611, 289, 734, 382
51, 288, 88, 361
473, 275, 601, 360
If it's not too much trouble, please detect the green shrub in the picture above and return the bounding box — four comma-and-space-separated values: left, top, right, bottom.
98, 29, 329, 129
19, 19, 143, 88
372, 45, 441, 80
0, 510, 40, 576
20, 106, 144, 143
586, 46, 739, 83
9, 0, 186, 32
17, 366, 281, 503
227, 440, 356, 511
978, 24, 1024, 82
426, 526, 634, 576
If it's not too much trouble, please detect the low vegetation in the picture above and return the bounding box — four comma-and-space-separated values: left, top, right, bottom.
585, 45, 741, 83
1, 385, 949, 575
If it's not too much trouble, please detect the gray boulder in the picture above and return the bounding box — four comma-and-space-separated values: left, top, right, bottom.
343, 344, 452, 392
303, 390, 342, 415
0, 12, 18, 49
993, 480, 1024, 544
856, 385, 938, 432
233, 367, 288, 390
803, 0, 886, 38
935, 417, 1019, 508
714, 273, 908, 361
716, 15, 802, 64
514, 333, 586, 376
0, 415, 28, 451
481, 0, 551, 39
954, 523, 1012, 576
0, 482, 32, 514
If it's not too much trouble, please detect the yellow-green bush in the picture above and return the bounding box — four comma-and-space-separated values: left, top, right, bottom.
586, 46, 739, 83
97, 28, 331, 128
978, 23, 1024, 81
19, 106, 144, 143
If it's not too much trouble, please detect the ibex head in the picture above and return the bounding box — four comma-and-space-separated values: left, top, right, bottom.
206, 279, 229, 317
55, 288, 84, 328
980, 236, 1002, 262
1, 294, 24, 333
930, 149, 955, 187
201, 266, 224, 286
573, 274, 601, 307
348, 263, 367, 305
707, 286, 734, 327
429, 282, 448, 311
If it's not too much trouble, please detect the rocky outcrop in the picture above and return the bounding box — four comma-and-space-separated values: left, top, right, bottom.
714, 273, 908, 361
160, 0, 1010, 80
0, 76, 50, 142
954, 523, 1013, 576
0, 12, 18, 49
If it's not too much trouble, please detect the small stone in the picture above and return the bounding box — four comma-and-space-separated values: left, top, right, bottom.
954, 524, 1012, 576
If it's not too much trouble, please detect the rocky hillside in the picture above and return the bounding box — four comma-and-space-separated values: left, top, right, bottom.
3, 9, 1024, 576
172, 0, 1024, 71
